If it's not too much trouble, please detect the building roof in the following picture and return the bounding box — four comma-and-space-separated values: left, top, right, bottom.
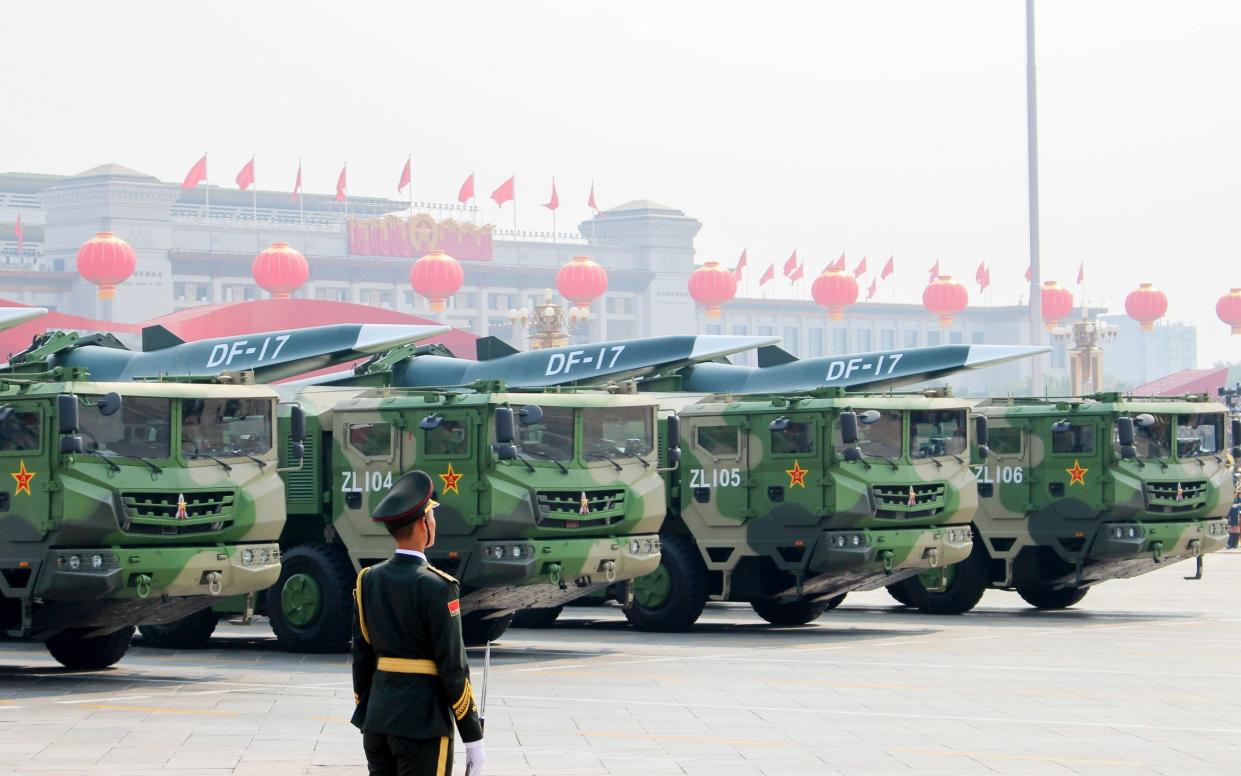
605, 199, 681, 214
69, 163, 158, 181
1130, 367, 1228, 397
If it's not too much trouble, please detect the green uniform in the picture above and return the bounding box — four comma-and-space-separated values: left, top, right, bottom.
352, 551, 483, 775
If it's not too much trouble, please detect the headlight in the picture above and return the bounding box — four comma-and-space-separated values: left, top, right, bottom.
492, 546, 505, 560
91, 554, 104, 569
850, 535, 862, 547
630, 539, 641, 554
644, 539, 655, 554
512, 546, 523, 559
68, 555, 81, 570
242, 549, 254, 565
832, 535, 846, 548
1127, 527, 1139, 539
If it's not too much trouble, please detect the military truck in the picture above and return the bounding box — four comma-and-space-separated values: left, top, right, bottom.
888, 393, 1233, 613
156, 384, 671, 651
0, 374, 297, 669
605, 389, 979, 631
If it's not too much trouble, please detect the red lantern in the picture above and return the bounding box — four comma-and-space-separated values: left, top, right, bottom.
1041, 280, 1074, 329
409, 249, 464, 312
1124, 282, 1168, 332
251, 242, 309, 299
923, 276, 968, 327
1217, 289, 1241, 335
76, 231, 136, 300
556, 255, 608, 312
688, 261, 737, 319
811, 268, 859, 321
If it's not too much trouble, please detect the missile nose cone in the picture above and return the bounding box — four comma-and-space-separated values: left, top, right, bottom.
0, 306, 48, 331
689, 335, 781, 360
353, 324, 451, 353
964, 344, 1053, 368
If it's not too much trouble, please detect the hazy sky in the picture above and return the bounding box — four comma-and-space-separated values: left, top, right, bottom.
6, 1, 1240, 366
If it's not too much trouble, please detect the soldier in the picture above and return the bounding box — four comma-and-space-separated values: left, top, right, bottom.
351, 470, 486, 776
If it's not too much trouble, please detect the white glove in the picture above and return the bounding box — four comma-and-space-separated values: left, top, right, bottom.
464, 740, 486, 776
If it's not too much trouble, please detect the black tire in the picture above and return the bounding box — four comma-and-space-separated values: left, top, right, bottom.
1016, 584, 1088, 610
462, 611, 514, 645
623, 534, 708, 632
138, 608, 219, 649
511, 606, 563, 629
750, 597, 830, 626
46, 626, 134, 670
886, 584, 913, 607
266, 543, 355, 654
895, 538, 990, 615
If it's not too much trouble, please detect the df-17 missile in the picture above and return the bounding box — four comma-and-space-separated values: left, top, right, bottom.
0, 306, 50, 332
0, 322, 449, 382
303, 334, 1048, 394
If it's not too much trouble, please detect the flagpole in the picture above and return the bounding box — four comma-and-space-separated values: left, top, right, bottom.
1025, 0, 1045, 394
472, 170, 477, 226
204, 151, 212, 255
298, 158, 304, 232
408, 153, 414, 215
252, 155, 259, 252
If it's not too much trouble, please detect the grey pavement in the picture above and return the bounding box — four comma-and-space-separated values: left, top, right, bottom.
4, 552, 1241, 775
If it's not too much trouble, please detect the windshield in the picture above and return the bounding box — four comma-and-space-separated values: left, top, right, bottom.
583, 406, 653, 459
910, 409, 967, 459
1122, 413, 1173, 459
515, 405, 575, 462
80, 395, 172, 459
1176, 412, 1224, 457
836, 409, 902, 459
181, 398, 274, 458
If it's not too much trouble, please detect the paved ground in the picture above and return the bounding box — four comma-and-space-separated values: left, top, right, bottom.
4, 553, 1241, 776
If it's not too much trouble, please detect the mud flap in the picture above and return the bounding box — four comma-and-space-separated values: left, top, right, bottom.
1184, 540, 1204, 581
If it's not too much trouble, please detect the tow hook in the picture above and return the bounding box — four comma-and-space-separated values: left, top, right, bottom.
927, 548, 940, 568
134, 573, 153, 599
547, 563, 565, 590
1184, 540, 1204, 581
602, 560, 617, 583
205, 571, 223, 596
880, 550, 894, 575
1151, 541, 1164, 564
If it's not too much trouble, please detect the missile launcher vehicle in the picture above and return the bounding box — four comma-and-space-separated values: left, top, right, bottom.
888, 393, 1233, 613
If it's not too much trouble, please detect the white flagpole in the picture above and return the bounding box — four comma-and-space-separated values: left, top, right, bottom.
252, 155, 258, 251
298, 158, 304, 231
204, 151, 212, 255
408, 153, 414, 215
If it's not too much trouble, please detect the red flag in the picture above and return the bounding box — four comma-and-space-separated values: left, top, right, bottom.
543, 179, 559, 210
880, 256, 894, 280
976, 261, 989, 291
292, 161, 303, 203
458, 173, 475, 203
833, 253, 847, 271
491, 175, 515, 206
1024, 264, 1032, 282
235, 156, 255, 191
852, 256, 867, 278
14, 210, 22, 255
181, 153, 207, 189
587, 181, 600, 212
734, 249, 748, 281
335, 164, 347, 202
759, 263, 775, 286
782, 250, 799, 277
1076, 261, 1084, 285
788, 263, 805, 282
927, 259, 940, 284
867, 277, 877, 300
397, 158, 411, 194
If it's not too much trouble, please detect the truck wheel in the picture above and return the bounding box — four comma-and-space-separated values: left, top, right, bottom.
886, 584, 913, 607
823, 593, 846, 610
1016, 584, 1088, 610
462, 611, 515, 645
46, 626, 134, 670
895, 539, 989, 615
750, 597, 830, 626
623, 535, 707, 632
267, 544, 355, 653
512, 606, 563, 628
138, 608, 219, 649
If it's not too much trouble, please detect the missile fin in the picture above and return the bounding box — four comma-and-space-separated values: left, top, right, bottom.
142, 325, 186, 351
757, 345, 799, 368
476, 336, 520, 361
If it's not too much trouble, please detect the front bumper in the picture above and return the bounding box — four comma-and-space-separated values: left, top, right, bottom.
1090, 519, 1228, 563
807, 524, 974, 576
34, 543, 281, 602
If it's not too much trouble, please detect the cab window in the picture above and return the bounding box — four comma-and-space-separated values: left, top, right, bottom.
987, 426, 1022, 456
0, 408, 41, 453
696, 425, 740, 458
347, 422, 394, 459
1051, 424, 1095, 455
770, 421, 814, 455
1176, 413, 1224, 457
424, 419, 469, 457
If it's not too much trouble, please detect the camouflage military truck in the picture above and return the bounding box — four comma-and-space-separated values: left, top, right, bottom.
888, 393, 1233, 613
0, 375, 294, 669
615, 389, 979, 631
188, 384, 669, 651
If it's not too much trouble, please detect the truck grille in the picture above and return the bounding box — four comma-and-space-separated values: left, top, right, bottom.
871, 483, 946, 519
534, 488, 626, 528
120, 490, 236, 535
1145, 480, 1208, 513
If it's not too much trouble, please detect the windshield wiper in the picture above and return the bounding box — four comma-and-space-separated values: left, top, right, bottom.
188, 453, 233, 475
863, 452, 899, 471
585, 450, 622, 471
82, 451, 120, 473
634, 454, 651, 468
512, 449, 536, 473
100, 450, 162, 474
231, 451, 268, 469
529, 449, 569, 475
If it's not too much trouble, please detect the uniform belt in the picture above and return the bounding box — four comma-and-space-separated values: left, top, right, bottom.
376, 657, 439, 675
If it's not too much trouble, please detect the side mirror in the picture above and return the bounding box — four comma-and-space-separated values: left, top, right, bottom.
665, 415, 681, 468
1135, 413, 1156, 428
1121, 444, 1137, 460
1117, 416, 1135, 447
57, 394, 80, 435
843, 447, 862, 462
1050, 420, 1072, 433
291, 441, 305, 459
1231, 419, 1241, 455
974, 415, 989, 448
290, 406, 306, 442
495, 443, 517, 461
60, 435, 84, 455
419, 414, 443, 431
495, 406, 515, 445
767, 416, 790, 432
858, 410, 882, 425
518, 405, 544, 426
96, 392, 122, 417
839, 411, 859, 445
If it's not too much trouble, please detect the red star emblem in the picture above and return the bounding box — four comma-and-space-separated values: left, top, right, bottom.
907, 486, 918, 507
1175, 482, 1184, 502
11, 460, 35, 496
1066, 459, 1088, 486
175, 493, 188, 519
786, 460, 808, 488
439, 463, 462, 495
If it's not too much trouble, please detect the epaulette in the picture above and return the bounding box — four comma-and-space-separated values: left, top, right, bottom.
426, 565, 458, 584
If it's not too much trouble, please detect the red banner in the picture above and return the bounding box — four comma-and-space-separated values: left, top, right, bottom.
347, 214, 494, 261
